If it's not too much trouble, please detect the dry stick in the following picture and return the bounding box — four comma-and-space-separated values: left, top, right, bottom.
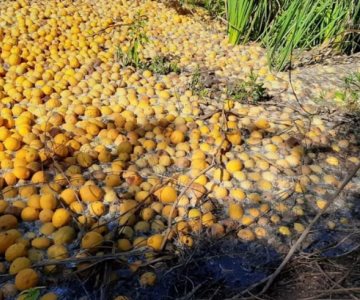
178, 282, 205, 300
287, 27, 319, 118
259, 163, 360, 295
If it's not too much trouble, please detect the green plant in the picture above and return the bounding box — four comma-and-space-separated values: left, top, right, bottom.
204, 0, 225, 17
115, 13, 148, 68
188, 65, 209, 97
342, 1, 360, 54
313, 90, 327, 104
197, 0, 225, 17
227, 0, 281, 45
226, 72, 268, 104
263, 0, 354, 70
342, 71, 360, 111
179, 0, 225, 17
344, 71, 360, 90
226, 0, 360, 71
147, 56, 180, 75
329, 72, 360, 112
19, 287, 42, 300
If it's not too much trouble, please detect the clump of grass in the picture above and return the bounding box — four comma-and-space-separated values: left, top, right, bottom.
263, 0, 356, 71
202, 0, 225, 17
189, 66, 209, 98
226, 0, 360, 71
115, 13, 148, 68
342, 2, 360, 55
313, 90, 327, 104
341, 71, 360, 111
314, 72, 360, 112
178, 0, 225, 17
195, 0, 225, 17
344, 71, 360, 91
226, 73, 268, 104
147, 56, 180, 75
227, 0, 280, 45
19, 287, 42, 300
115, 13, 182, 74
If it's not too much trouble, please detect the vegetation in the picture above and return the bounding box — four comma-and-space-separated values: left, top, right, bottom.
175, 0, 359, 70
21, 288, 41, 300
146, 55, 181, 75
227, 73, 268, 104
115, 13, 148, 68
226, 0, 360, 70
335, 71, 360, 111
226, 0, 276, 45
188, 65, 209, 98
174, 0, 359, 70
263, 0, 360, 70
183, 0, 225, 17
115, 14, 181, 74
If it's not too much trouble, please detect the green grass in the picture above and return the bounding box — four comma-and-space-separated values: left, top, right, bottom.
180, 0, 225, 17
313, 72, 360, 112
227, 0, 279, 45
226, 72, 268, 104
344, 71, 360, 90
342, 71, 360, 111
147, 56, 180, 75
318, 72, 360, 112
263, 0, 353, 70
115, 12, 182, 75
189, 65, 209, 98
19, 287, 42, 300
115, 13, 148, 68
226, 0, 360, 71
197, 0, 225, 17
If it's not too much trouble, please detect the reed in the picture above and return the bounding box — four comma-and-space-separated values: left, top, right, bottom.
226, 0, 360, 71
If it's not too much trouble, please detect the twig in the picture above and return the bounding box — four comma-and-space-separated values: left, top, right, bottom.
90, 178, 170, 232
100, 261, 110, 300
